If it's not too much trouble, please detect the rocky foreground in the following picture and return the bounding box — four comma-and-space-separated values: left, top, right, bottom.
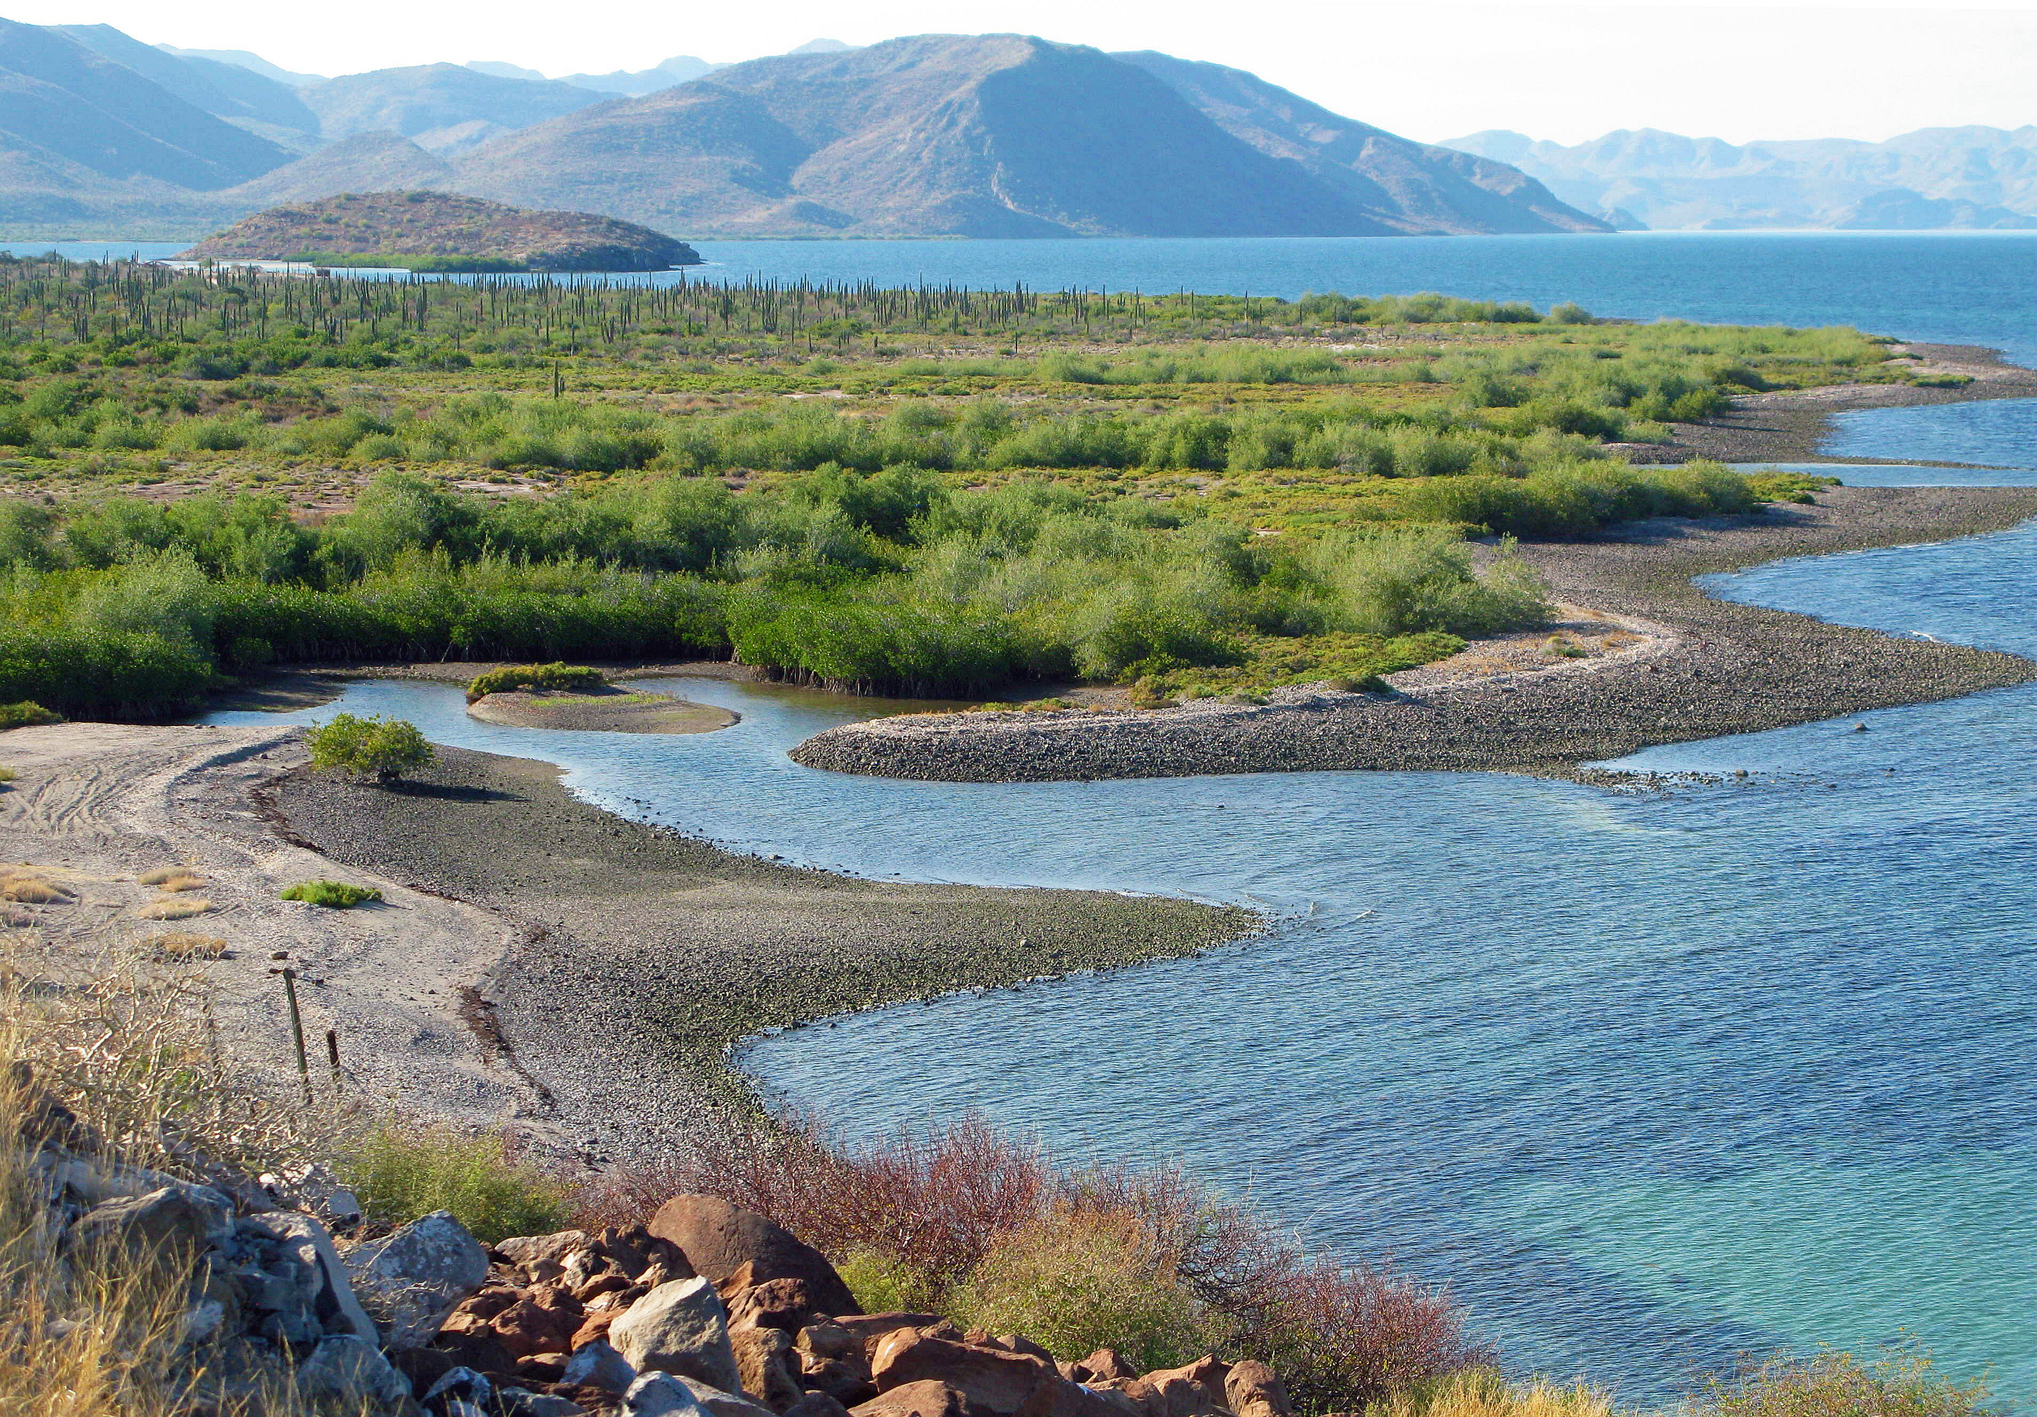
25, 1081, 1290, 1417
792, 487, 2037, 783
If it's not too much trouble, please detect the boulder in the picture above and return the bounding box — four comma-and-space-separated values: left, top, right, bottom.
346, 1209, 491, 1348
674, 1377, 779, 1417
500, 1231, 593, 1269
609, 1275, 742, 1393
726, 1277, 819, 1333
1072, 1353, 1137, 1384
870, 1332, 1054, 1415
67, 1185, 224, 1271
785, 1395, 854, 1417
594, 1224, 694, 1282
563, 1339, 639, 1394
1017, 1378, 1134, 1417
1135, 1359, 1226, 1417
797, 1321, 875, 1404
648, 1196, 856, 1317
493, 1289, 588, 1360
297, 1334, 414, 1412
626, 1373, 715, 1417
834, 1315, 947, 1359
730, 1322, 804, 1412
1223, 1361, 1289, 1417
259, 1162, 363, 1225
235, 1212, 379, 1343
852, 1380, 989, 1417
502, 1388, 588, 1417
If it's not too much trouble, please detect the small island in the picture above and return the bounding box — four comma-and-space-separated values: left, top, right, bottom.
462, 663, 735, 734
176, 190, 701, 273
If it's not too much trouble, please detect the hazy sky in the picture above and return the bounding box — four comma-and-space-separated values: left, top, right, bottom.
14, 0, 2037, 145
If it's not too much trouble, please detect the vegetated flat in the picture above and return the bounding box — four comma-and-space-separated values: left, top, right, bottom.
466, 686, 735, 734
176, 191, 701, 271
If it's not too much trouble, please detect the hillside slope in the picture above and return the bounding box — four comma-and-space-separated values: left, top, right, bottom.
179, 190, 701, 270
1451, 125, 2037, 229
305, 63, 612, 151
1115, 51, 1608, 235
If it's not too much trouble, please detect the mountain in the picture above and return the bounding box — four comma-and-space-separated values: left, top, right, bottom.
303, 63, 611, 151
0, 19, 292, 192
179, 190, 700, 270
1114, 51, 1607, 235
469, 56, 721, 96
58, 25, 318, 138
447, 34, 1605, 238
1448, 125, 2037, 229
158, 45, 324, 87
222, 132, 452, 206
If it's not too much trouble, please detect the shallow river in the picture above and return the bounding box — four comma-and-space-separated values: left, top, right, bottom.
210, 428, 2037, 1404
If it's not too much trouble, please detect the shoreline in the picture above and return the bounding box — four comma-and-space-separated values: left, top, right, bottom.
791, 486, 2037, 783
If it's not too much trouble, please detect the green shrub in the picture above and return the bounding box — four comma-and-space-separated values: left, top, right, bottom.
0, 766, 14, 785
1694, 1347, 1992, 1417
0, 701, 61, 730
949, 1208, 1207, 1373
278, 879, 381, 908
344, 1120, 572, 1245
466, 662, 608, 702
306, 712, 434, 783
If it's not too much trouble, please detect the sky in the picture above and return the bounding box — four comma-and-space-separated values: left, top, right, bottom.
13, 0, 2037, 146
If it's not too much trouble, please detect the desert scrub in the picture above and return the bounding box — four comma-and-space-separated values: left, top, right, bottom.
1744, 468, 1840, 505
1691, 1347, 1993, 1417
0, 700, 60, 730
278, 879, 380, 908
466, 661, 608, 701
305, 711, 433, 783
950, 1207, 1207, 1373
0, 766, 12, 786
1377, 1370, 1612, 1417
1132, 630, 1463, 702
344, 1119, 571, 1244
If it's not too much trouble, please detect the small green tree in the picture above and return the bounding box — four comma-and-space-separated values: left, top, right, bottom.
307, 712, 434, 785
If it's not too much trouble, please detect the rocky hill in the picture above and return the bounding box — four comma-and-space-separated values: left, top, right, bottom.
303, 63, 610, 154
178, 191, 700, 271
1450, 124, 2037, 229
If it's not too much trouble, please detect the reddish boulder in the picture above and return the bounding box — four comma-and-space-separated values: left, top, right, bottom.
798, 1320, 877, 1404
854, 1380, 991, 1417
786, 1394, 855, 1417
835, 1314, 948, 1359
1121, 1360, 1226, 1417
733, 1321, 807, 1412
1223, 1361, 1289, 1417
728, 1277, 821, 1333
871, 1331, 1055, 1415
649, 1195, 858, 1317
491, 1288, 586, 1360
1072, 1352, 1138, 1384
1019, 1377, 1137, 1417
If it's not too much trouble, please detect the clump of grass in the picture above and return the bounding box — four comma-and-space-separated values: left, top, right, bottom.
0, 700, 61, 731
1544, 635, 1588, 659
344, 1119, 572, 1245
143, 932, 228, 961
137, 897, 213, 920
1691, 1347, 1992, 1417
1, 872, 72, 904
1378, 1370, 1612, 1417
0, 766, 14, 786
143, 871, 205, 893
136, 866, 196, 887
466, 661, 608, 702
278, 879, 380, 908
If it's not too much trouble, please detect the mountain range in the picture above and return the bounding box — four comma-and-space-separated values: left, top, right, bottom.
0, 21, 1607, 240
1449, 126, 2037, 230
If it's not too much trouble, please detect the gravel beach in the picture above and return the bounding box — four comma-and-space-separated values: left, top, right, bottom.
792, 486, 2037, 783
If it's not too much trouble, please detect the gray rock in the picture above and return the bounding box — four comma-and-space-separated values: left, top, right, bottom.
610, 1275, 742, 1393
626, 1374, 716, 1417
497, 1230, 591, 1268
672, 1377, 777, 1417
426, 1367, 494, 1408
259, 1162, 363, 1224
562, 1338, 639, 1393
298, 1334, 413, 1411
235, 1212, 378, 1342
503, 1390, 589, 1417
67, 1186, 223, 1269
345, 1209, 490, 1348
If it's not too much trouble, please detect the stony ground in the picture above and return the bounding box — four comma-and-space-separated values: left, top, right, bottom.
791, 486, 2037, 782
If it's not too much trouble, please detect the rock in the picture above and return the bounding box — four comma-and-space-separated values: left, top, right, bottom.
1136, 1359, 1226, 1417
726, 1277, 820, 1333
67, 1186, 223, 1271
609, 1275, 742, 1393
503, 1387, 589, 1417
299, 1334, 415, 1412
563, 1339, 639, 1393
797, 1321, 875, 1404
870, 1332, 1054, 1415
592, 1225, 694, 1283
1072, 1353, 1137, 1384
1223, 1361, 1288, 1417
499, 1231, 594, 1269
260, 1162, 364, 1224
347, 1210, 492, 1348
433, 1318, 521, 1378
785, 1394, 854, 1417
390, 1344, 461, 1398
12, 1067, 101, 1152
834, 1315, 947, 1359
852, 1380, 989, 1417
731, 1322, 804, 1411
1018, 1378, 1133, 1417
494, 1290, 587, 1359
673, 1377, 779, 1417
426, 1366, 496, 1409
236, 1211, 379, 1343
521, 1354, 573, 1383
626, 1373, 715, 1417
648, 1197, 857, 1317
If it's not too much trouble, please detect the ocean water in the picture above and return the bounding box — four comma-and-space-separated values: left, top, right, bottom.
164, 230, 2037, 1402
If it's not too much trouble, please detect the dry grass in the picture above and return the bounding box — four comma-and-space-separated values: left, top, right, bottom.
0, 766, 14, 786
137, 867, 203, 890
138, 898, 214, 921
1689, 1348, 1993, 1417
142, 933, 229, 961
0, 873, 73, 905
1378, 1371, 1614, 1417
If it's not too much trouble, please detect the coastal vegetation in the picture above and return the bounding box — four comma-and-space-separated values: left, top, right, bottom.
277, 878, 382, 906
305, 711, 434, 781
0, 254, 1896, 716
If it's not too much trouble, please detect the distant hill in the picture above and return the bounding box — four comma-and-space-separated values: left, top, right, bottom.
157, 45, 324, 87
448, 34, 1605, 238
59, 24, 318, 138
1115, 51, 1607, 235
178, 190, 701, 270
1448, 125, 2037, 229
304, 63, 611, 151
222, 132, 452, 206
468, 56, 720, 96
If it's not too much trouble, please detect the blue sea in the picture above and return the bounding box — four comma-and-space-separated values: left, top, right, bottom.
183, 232, 2037, 1406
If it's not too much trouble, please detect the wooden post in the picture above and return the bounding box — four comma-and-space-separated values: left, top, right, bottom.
280, 967, 310, 1102
325, 1028, 342, 1095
